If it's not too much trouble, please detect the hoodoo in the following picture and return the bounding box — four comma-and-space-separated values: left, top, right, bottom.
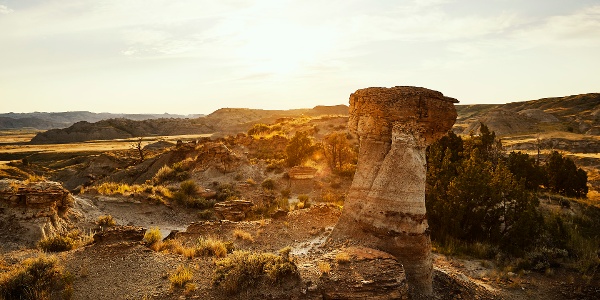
329, 86, 458, 298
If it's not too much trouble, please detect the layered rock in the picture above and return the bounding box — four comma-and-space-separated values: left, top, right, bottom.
213, 200, 253, 221
93, 226, 146, 244
318, 247, 409, 299
195, 142, 241, 173
0, 179, 74, 248
329, 86, 458, 298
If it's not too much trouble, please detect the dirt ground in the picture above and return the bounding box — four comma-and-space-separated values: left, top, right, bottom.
3, 195, 599, 299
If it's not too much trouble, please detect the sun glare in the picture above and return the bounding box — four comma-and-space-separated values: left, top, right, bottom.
236, 19, 336, 75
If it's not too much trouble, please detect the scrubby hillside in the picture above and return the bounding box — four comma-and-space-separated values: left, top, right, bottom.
28, 105, 349, 144
456, 93, 600, 136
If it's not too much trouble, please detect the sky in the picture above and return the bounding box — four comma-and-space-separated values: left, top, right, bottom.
0, 0, 599, 115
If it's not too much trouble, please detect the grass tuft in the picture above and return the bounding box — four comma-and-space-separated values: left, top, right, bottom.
144, 227, 162, 246
169, 265, 193, 289
213, 249, 298, 294
0, 254, 73, 300
96, 215, 116, 227
233, 229, 254, 242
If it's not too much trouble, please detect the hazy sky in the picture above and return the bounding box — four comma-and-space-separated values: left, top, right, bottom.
1, 0, 599, 114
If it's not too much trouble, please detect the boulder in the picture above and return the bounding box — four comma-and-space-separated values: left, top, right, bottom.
318, 247, 409, 299
93, 226, 146, 244
213, 200, 253, 221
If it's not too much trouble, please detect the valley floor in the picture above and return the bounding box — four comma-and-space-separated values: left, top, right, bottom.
3, 194, 598, 299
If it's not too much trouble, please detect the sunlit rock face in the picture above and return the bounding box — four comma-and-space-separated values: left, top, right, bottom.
0, 179, 74, 248
329, 86, 458, 299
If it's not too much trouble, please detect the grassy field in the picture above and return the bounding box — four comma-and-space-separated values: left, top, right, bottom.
0, 133, 212, 153
0, 131, 212, 163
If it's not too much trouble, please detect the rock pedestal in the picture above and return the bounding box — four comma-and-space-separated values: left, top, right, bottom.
329, 86, 457, 298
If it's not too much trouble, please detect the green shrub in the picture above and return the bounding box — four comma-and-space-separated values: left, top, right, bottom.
213, 249, 298, 294
215, 183, 239, 201
261, 179, 275, 190
96, 215, 116, 227
198, 209, 214, 220
172, 158, 194, 172
0, 255, 73, 300
154, 165, 175, 183
180, 180, 199, 196
144, 227, 162, 245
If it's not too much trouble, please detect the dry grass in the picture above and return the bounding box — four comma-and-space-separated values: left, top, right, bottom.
233, 229, 254, 242
335, 252, 351, 264
318, 262, 331, 275
144, 227, 162, 246
37, 230, 92, 253
0, 133, 212, 154
96, 215, 116, 227
213, 250, 298, 294
92, 182, 172, 204
156, 238, 230, 259
196, 238, 229, 258
169, 265, 193, 289
0, 254, 73, 300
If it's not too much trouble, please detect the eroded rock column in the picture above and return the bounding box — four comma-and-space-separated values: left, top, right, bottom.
329, 86, 457, 298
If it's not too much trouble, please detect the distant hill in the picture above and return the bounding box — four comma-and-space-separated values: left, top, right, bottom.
26, 93, 600, 144
455, 93, 600, 136
0, 111, 202, 130
29, 105, 349, 144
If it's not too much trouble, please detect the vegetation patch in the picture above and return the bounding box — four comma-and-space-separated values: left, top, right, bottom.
37, 231, 90, 253
144, 227, 162, 246
233, 229, 254, 242
427, 124, 599, 275
96, 215, 116, 227
213, 247, 298, 294
0, 255, 73, 300
169, 265, 193, 289
92, 182, 172, 204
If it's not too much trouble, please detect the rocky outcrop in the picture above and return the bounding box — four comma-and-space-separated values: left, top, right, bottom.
318, 247, 409, 299
196, 142, 241, 173
93, 226, 146, 244
329, 86, 458, 299
213, 200, 253, 221
0, 179, 74, 248
289, 166, 318, 179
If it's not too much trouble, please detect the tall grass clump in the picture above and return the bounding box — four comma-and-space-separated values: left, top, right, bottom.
38, 231, 85, 253
0, 255, 73, 300
213, 248, 298, 294
233, 229, 254, 242
196, 238, 231, 258
144, 227, 162, 246
169, 265, 193, 289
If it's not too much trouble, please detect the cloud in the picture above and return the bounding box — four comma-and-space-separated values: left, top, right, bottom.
0, 4, 13, 14
512, 5, 600, 47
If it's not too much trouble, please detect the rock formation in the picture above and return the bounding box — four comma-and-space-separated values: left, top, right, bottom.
318, 246, 409, 299
329, 86, 458, 298
0, 179, 74, 249
213, 200, 254, 221
93, 226, 146, 244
